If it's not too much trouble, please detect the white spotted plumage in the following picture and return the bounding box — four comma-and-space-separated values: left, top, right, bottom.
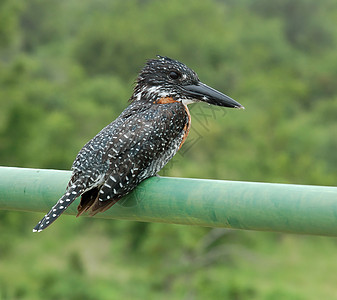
33, 56, 242, 232
33, 96, 189, 232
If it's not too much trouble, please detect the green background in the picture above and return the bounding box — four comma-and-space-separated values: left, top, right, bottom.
0, 0, 336, 299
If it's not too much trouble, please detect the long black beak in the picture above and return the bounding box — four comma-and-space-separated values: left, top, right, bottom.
183, 82, 244, 109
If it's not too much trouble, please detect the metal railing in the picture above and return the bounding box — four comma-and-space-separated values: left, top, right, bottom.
0, 166, 336, 236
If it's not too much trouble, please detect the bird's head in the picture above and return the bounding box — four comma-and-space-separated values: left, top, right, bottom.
132, 56, 244, 109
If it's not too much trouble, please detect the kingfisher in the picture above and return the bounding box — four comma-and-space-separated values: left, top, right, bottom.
33, 56, 244, 232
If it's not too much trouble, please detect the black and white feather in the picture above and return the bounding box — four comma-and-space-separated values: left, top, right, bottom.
33, 55, 243, 232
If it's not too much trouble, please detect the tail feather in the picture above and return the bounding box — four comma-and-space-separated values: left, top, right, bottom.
88, 197, 120, 216
76, 187, 99, 217
76, 187, 120, 217
33, 184, 82, 232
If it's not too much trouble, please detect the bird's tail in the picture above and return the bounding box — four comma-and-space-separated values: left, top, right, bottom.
33, 184, 83, 232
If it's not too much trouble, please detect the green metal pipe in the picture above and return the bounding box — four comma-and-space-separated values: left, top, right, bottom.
0, 166, 336, 236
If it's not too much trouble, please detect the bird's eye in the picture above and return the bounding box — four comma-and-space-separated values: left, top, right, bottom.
169, 71, 181, 80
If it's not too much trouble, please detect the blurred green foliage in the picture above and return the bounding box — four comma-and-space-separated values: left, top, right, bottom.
0, 0, 336, 299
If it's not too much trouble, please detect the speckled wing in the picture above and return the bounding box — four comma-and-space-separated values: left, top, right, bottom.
100, 101, 188, 198
72, 101, 189, 214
